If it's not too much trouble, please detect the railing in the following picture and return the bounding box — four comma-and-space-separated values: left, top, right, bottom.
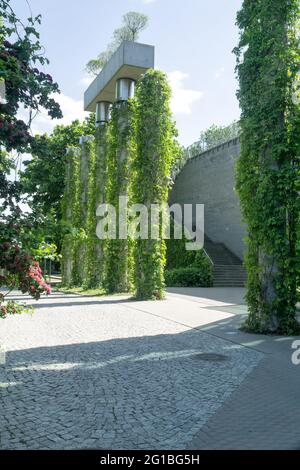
203, 247, 214, 266
172, 136, 241, 181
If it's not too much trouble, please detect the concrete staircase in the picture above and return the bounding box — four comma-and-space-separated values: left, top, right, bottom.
204, 236, 247, 287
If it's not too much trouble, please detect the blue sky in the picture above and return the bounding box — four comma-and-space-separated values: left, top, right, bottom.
13, 0, 243, 147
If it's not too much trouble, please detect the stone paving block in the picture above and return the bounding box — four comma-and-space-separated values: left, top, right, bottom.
1, 290, 299, 450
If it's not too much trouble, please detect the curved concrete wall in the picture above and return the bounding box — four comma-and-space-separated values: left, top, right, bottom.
170, 138, 247, 260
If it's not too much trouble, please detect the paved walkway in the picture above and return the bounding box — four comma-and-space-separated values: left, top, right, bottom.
0, 288, 299, 450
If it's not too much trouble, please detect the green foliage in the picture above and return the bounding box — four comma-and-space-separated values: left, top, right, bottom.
166, 235, 196, 270
104, 101, 135, 293
132, 69, 179, 300
21, 117, 95, 249
0, 0, 61, 316
85, 11, 149, 76
57, 285, 105, 297
186, 122, 240, 160
199, 122, 240, 151
167, 236, 212, 271
61, 146, 80, 286
0, 0, 63, 252
165, 266, 212, 288
0, 0, 62, 153
33, 242, 59, 262
172, 122, 239, 179
234, 0, 300, 334
72, 139, 95, 287
0, 242, 51, 318
166, 226, 213, 286
86, 125, 109, 288
0, 300, 32, 319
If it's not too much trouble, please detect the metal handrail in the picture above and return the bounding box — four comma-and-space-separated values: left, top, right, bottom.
203, 247, 214, 266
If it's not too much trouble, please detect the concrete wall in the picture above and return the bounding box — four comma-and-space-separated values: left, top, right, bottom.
170, 138, 247, 260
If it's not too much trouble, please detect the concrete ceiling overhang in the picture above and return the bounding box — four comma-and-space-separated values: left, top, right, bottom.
84, 41, 155, 112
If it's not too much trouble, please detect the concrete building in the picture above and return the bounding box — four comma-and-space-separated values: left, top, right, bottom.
84, 41, 155, 112
170, 138, 247, 286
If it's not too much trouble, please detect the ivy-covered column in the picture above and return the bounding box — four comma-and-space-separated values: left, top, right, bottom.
86, 119, 109, 288
132, 70, 177, 300
234, 0, 300, 334
104, 96, 134, 293
72, 136, 95, 286
61, 147, 80, 286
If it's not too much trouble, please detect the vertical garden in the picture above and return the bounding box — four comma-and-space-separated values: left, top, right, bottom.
61, 70, 180, 300
235, 0, 300, 334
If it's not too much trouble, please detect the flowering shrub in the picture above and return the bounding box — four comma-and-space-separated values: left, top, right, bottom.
0, 242, 51, 318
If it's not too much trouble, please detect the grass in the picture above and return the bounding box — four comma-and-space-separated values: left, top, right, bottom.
54, 284, 106, 297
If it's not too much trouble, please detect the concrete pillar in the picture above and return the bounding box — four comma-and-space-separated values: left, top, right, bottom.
73, 136, 95, 286
95, 101, 112, 127
86, 125, 109, 287
62, 147, 80, 286
116, 78, 135, 101
0, 79, 7, 104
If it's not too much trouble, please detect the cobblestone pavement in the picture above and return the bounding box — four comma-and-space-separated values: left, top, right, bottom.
0, 290, 262, 450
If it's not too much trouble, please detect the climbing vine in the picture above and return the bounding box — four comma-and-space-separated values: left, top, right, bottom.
86, 125, 108, 287
61, 147, 80, 286
132, 69, 179, 299
72, 138, 95, 287
234, 0, 300, 334
104, 101, 135, 293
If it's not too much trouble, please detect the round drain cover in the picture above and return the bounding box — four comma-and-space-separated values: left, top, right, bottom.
193, 353, 228, 362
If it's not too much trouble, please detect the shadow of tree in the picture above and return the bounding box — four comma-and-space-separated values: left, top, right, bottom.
0, 326, 261, 450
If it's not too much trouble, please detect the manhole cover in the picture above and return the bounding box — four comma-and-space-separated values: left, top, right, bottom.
192, 353, 228, 362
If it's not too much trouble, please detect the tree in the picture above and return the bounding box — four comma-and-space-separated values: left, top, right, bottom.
0, 1, 62, 153
21, 117, 95, 251
119, 11, 148, 41
186, 122, 240, 159
198, 122, 240, 151
0, 0, 62, 238
234, 0, 300, 334
86, 11, 149, 76
0, 0, 61, 315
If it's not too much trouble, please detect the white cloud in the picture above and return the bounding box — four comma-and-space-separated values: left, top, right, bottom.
16, 71, 202, 135
142, 0, 158, 3
19, 93, 89, 136
167, 71, 203, 115
215, 67, 225, 80
79, 75, 93, 87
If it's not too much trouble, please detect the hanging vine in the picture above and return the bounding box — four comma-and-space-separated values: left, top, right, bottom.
86, 125, 108, 288
234, 0, 300, 334
72, 138, 95, 287
132, 69, 179, 300
104, 101, 135, 293
61, 147, 80, 286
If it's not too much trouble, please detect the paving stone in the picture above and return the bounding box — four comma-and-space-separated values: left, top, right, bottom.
0, 290, 263, 449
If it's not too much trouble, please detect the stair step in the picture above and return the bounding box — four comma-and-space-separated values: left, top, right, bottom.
214, 277, 246, 280
204, 235, 246, 287
213, 271, 247, 274
214, 281, 246, 284
213, 283, 246, 287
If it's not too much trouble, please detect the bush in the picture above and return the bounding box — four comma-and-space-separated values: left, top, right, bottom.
165, 266, 213, 288
166, 239, 196, 269
0, 242, 51, 318
166, 224, 213, 287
